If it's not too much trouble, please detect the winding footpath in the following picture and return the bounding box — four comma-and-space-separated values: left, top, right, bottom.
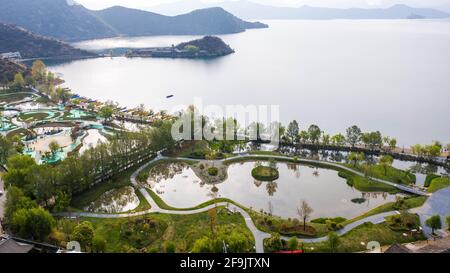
57, 153, 441, 253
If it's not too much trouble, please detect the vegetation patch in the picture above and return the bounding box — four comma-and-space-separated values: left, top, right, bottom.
248, 210, 328, 238
345, 164, 416, 185
207, 167, 219, 176
18, 112, 50, 122
303, 218, 426, 253
251, 166, 279, 181
338, 171, 398, 193
424, 174, 440, 188
342, 196, 428, 226
427, 177, 450, 193
54, 207, 254, 253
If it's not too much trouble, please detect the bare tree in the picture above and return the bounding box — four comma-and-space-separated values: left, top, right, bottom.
297, 200, 313, 231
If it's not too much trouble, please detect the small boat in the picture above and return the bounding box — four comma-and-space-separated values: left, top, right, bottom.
166, 95, 174, 99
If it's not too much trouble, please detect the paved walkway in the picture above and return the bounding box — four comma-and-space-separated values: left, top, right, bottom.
411, 186, 450, 238
281, 211, 400, 243
56, 153, 442, 253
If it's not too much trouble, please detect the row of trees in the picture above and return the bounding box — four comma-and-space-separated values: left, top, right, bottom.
284, 121, 394, 151
410, 141, 445, 158
3, 121, 175, 214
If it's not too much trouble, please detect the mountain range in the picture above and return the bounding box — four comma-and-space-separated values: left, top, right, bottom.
0, 23, 95, 59
148, 0, 450, 20
0, 0, 267, 42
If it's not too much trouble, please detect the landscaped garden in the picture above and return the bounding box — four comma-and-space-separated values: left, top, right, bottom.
51, 207, 255, 253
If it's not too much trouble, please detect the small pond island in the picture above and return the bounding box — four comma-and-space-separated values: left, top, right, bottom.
125, 36, 235, 59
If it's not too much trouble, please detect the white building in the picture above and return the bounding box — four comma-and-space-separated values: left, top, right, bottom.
0, 52, 22, 60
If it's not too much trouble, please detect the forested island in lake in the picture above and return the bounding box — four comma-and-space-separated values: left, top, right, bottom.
125, 36, 235, 59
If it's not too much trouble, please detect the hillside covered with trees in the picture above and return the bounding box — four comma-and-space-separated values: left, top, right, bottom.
0, 23, 96, 59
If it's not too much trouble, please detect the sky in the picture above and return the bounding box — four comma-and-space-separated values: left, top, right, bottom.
76, 0, 450, 11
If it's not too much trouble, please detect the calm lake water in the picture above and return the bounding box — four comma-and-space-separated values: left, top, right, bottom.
48, 20, 450, 146
145, 161, 398, 219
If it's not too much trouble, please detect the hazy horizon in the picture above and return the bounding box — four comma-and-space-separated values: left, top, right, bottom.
76, 0, 450, 12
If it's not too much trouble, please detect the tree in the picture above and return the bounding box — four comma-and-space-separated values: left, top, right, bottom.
48, 141, 60, 158
10, 207, 55, 241
4, 186, 37, 224
389, 138, 397, 151
265, 233, 283, 252
31, 60, 47, 83
99, 106, 114, 122
12, 73, 25, 90
55, 88, 72, 104
331, 133, 346, 146
191, 237, 215, 253
72, 221, 94, 251
379, 155, 394, 175
346, 125, 362, 147
321, 134, 330, 145
446, 216, 450, 231
297, 200, 313, 231
327, 232, 340, 253
348, 152, 365, 167
0, 135, 16, 165
361, 131, 383, 151
287, 236, 298, 250
92, 235, 107, 253
299, 130, 309, 143
307, 125, 321, 145
286, 120, 299, 143
425, 215, 442, 235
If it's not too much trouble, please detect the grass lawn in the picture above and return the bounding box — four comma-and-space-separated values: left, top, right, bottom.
345, 164, 416, 185
338, 171, 399, 193
427, 177, 450, 193
342, 196, 428, 226
18, 112, 50, 122
75, 207, 254, 253
0, 92, 35, 103
302, 219, 426, 253
251, 166, 279, 181
6, 128, 31, 139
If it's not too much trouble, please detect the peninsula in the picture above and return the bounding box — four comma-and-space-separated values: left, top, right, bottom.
125, 36, 235, 59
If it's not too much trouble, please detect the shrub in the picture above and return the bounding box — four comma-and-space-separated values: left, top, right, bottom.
287, 237, 298, 250
207, 167, 219, 176
137, 171, 149, 183
165, 242, 176, 253
446, 216, 450, 230
265, 233, 283, 252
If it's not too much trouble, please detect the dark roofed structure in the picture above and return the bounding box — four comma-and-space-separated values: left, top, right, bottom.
0, 237, 34, 253
384, 243, 412, 253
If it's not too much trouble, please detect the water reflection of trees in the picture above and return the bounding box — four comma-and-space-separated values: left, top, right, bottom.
361, 191, 389, 201
148, 163, 188, 184
408, 163, 438, 174
266, 181, 278, 196
86, 186, 139, 213
287, 163, 301, 179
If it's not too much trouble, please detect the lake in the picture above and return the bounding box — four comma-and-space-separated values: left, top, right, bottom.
144, 161, 398, 219
47, 20, 450, 146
